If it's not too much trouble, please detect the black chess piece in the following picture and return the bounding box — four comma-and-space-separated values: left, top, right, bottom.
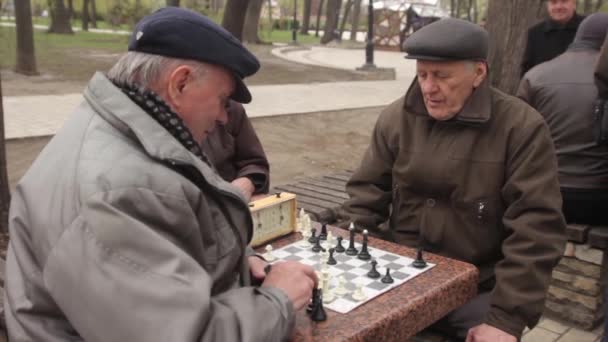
308, 228, 317, 244
319, 223, 328, 240
327, 248, 337, 265
312, 236, 325, 253
357, 230, 371, 260
381, 267, 394, 284
307, 288, 318, 314
412, 248, 428, 269
345, 226, 359, 256
335, 236, 345, 253
311, 289, 327, 322
367, 260, 381, 279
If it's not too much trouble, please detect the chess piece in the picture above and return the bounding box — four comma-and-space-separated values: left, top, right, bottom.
327, 248, 337, 265
381, 267, 394, 284
357, 229, 371, 260
352, 283, 367, 301
367, 260, 381, 279
302, 213, 312, 232
327, 232, 334, 246
264, 244, 275, 262
299, 227, 312, 248
307, 288, 318, 314
412, 248, 428, 269
333, 276, 349, 296
319, 223, 328, 240
335, 236, 345, 253
312, 236, 324, 253
298, 208, 306, 230
321, 270, 335, 303
308, 228, 317, 244
311, 289, 327, 322
345, 225, 358, 256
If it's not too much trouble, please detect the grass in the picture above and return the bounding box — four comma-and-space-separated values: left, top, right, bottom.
259, 28, 321, 44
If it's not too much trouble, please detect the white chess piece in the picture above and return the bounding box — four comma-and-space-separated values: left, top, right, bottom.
326, 232, 334, 249
333, 276, 349, 296
298, 226, 311, 247
264, 244, 275, 262
297, 208, 306, 231
303, 214, 312, 232
322, 270, 335, 303
352, 283, 367, 301
349, 222, 355, 230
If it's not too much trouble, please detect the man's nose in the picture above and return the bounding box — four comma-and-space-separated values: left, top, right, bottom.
420, 79, 438, 94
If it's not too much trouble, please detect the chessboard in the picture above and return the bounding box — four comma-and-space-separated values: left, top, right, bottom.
269, 237, 435, 314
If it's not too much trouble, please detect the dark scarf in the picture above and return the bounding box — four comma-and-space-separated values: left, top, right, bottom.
116, 82, 209, 164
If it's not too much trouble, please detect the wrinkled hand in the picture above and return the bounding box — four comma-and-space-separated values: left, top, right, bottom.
231, 177, 255, 202
248, 256, 268, 282
250, 193, 268, 202
262, 261, 318, 310
466, 324, 517, 342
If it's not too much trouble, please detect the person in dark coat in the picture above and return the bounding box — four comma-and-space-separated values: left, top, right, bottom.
521, 0, 584, 76
518, 13, 608, 226
202, 100, 270, 202
341, 18, 566, 341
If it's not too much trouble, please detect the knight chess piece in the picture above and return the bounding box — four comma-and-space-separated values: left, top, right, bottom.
335, 236, 345, 253
367, 259, 381, 279
345, 225, 358, 256
357, 229, 371, 260
381, 267, 394, 284
412, 248, 428, 269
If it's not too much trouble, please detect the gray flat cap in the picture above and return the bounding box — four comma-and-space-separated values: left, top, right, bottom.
404, 18, 488, 61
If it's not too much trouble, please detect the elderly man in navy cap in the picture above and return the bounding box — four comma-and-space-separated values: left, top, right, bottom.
4, 7, 317, 342
341, 18, 566, 341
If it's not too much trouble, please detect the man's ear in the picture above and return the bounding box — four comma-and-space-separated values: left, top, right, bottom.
472, 62, 487, 88
166, 65, 193, 109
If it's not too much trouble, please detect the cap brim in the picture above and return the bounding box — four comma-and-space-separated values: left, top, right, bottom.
404, 54, 460, 61
231, 75, 252, 104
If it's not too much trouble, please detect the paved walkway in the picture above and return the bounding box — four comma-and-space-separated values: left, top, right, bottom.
4, 46, 416, 139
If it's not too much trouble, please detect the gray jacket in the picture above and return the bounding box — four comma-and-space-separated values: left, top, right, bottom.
4, 73, 293, 342
518, 48, 608, 189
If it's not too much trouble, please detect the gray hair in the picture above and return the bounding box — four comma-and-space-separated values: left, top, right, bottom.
106, 51, 207, 89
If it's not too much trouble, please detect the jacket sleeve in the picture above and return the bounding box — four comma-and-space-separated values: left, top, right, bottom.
521, 30, 534, 77
595, 35, 608, 98
42, 187, 293, 342
516, 75, 533, 104
485, 117, 567, 338
341, 111, 395, 230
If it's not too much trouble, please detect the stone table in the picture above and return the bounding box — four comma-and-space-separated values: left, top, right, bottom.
258, 223, 479, 341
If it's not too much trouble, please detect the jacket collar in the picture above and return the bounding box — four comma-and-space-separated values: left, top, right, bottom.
544, 13, 583, 32
83, 72, 247, 202
403, 76, 492, 125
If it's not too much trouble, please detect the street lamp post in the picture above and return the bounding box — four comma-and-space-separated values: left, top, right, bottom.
291, 0, 298, 44
361, 0, 376, 69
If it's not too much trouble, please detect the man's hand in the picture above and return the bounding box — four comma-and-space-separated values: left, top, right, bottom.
248, 256, 268, 282
466, 324, 517, 342
262, 261, 318, 310
231, 177, 255, 202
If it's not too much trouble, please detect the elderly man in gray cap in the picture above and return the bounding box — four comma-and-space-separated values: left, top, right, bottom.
5, 7, 317, 342
341, 18, 566, 341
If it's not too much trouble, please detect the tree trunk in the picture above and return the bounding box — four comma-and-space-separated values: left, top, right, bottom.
242, 0, 264, 43
222, 0, 249, 40
315, 0, 325, 37
466, 0, 473, 21
48, 0, 74, 34
487, 0, 544, 94
0, 75, 10, 234
349, 0, 361, 41
15, 0, 38, 75
166, 0, 181, 6
473, 0, 478, 23
596, 0, 604, 11
90, 0, 97, 28
82, 0, 90, 31
455, 0, 461, 18
450, 0, 455, 17
321, 0, 340, 43
300, 0, 312, 34
66, 0, 73, 19
339, 0, 352, 39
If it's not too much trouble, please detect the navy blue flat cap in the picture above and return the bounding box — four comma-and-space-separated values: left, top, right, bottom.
404, 18, 488, 61
129, 7, 260, 103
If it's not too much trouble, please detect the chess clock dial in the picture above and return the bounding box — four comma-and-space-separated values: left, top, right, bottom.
249, 192, 297, 247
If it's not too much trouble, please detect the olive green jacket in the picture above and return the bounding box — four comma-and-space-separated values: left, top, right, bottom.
341, 78, 566, 338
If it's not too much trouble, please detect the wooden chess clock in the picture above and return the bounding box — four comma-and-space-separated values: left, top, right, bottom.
249, 192, 298, 247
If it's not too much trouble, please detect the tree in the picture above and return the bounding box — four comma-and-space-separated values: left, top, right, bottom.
321, 0, 341, 44
486, 0, 544, 94
349, 0, 361, 41
242, 0, 264, 43
0, 75, 9, 234
597, 0, 604, 11
82, 0, 90, 31
339, 0, 353, 39
15, 0, 38, 75
222, 0, 250, 40
584, 0, 593, 14
315, 0, 325, 37
90, 0, 97, 28
300, 0, 312, 34
166, 0, 181, 5
48, 0, 74, 34
66, 0, 73, 19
